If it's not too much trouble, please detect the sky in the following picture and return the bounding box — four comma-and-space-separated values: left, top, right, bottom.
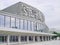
0, 0, 60, 29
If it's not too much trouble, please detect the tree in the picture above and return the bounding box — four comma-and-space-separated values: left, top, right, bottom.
52, 31, 60, 40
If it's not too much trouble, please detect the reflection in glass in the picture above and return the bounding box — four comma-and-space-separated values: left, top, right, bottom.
5, 16, 10, 28
27, 21, 30, 30
23, 20, 28, 30
20, 20, 23, 29
37, 23, 39, 30
11, 17, 15, 28
0, 15, 4, 27
16, 18, 19, 29
31, 22, 34, 31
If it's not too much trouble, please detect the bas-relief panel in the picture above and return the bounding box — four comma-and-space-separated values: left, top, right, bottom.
21, 4, 42, 21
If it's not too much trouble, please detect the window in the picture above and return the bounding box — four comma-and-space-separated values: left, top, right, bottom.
21, 36, 27, 42
23, 20, 28, 30
11, 17, 16, 28
10, 36, 18, 42
16, 18, 19, 29
5, 16, 10, 28
0, 15, 4, 27
36, 23, 38, 30
29, 36, 33, 41
0, 35, 7, 42
20, 20, 24, 29
30, 22, 34, 31
37, 23, 40, 30
27, 21, 30, 30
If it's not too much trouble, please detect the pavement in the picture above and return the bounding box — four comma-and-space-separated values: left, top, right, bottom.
24, 40, 60, 45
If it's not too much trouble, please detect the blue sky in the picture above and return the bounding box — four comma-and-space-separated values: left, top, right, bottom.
0, 0, 60, 29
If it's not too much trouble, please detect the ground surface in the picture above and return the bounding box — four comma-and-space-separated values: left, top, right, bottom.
24, 40, 60, 45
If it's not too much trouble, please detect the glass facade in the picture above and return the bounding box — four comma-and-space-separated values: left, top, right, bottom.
36, 23, 45, 32
20, 20, 24, 30
5, 16, 10, 28
16, 18, 20, 29
23, 20, 28, 30
11, 17, 15, 28
0, 15, 35, 31
0, 15, 4, 27
0, 15, 46, 32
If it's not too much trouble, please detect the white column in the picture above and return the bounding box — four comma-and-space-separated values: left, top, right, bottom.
45, 36, 46, 41
48, 36, 49, 41
50, 36, 52, 40
27, 36, 29, 43
7, 35, 10, 45
45, 36, 47, 41
18, 36, 21, 45
37, 36, 40, 42
33, 36, 35, 42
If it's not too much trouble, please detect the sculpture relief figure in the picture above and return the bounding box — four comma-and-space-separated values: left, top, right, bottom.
31, 10, 37, 18
22, 5, 29, 16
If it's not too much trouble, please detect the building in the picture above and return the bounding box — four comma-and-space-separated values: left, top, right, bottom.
0, 2, 56, 45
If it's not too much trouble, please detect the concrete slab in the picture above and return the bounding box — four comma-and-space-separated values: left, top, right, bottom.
24, 40, 60, 45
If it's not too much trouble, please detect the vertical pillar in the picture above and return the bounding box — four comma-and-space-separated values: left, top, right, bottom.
50, 36, 52, 40
45, 36, 48, 41
48, 36, 49, 41
7, 35, 10, 45
47, 36, 48, 41
33, 36, 35, 42
27, 36, 29, 43
45, 36, 46, 41
37, 36, 40, 42
18, 36, 21, 44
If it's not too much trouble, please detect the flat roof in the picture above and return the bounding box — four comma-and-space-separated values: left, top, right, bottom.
0, 27, 56, 36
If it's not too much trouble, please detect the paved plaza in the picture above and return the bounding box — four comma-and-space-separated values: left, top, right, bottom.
24, 40, 60, 45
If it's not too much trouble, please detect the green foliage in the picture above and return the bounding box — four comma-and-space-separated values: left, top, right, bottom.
53, 31, 60, 37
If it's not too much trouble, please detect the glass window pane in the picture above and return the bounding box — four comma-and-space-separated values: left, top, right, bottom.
37, 23, 39, 30
16, 18, 19, 29
11, 17, 15, 28
28, 21, 30, 30
20, 20, 23, 29
31, 22, 34, 31
0, 15, 4, 27
5, 16, 10, 28
23, 20, 28, 30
